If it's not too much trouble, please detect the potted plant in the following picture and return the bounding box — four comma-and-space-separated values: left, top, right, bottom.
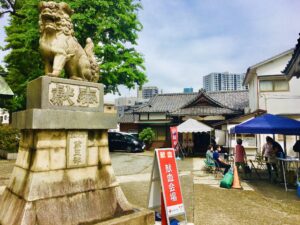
139, 127, 155, 150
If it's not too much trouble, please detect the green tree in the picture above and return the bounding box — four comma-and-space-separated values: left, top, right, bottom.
0, 65, 5, 73
0, 125, 20, 153
1, 0, 146, 111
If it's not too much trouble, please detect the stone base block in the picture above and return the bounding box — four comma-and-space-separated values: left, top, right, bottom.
95, 206, 155, 225
0, 186, 133, 225
0, 129, 133, 225
12, 109, 117, 130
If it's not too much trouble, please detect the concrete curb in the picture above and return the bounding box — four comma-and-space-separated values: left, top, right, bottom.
0, 150, 18, 160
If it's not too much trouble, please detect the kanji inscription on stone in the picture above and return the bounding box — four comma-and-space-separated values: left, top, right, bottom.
49, 84, 75, 106
73, 141, 82, 165
67, 131, 87, 168
77, 87, 98, 106
48, 82, 100, 108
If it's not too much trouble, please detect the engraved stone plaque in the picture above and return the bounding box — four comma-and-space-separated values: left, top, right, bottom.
67, 131, 88, 168
49, 82, 99, 108
26, 76, 104, 112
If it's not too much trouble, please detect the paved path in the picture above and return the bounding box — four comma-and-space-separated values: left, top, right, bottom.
0, 154, 253, 200
192, 158, 254, 191
1, 152, 299, 225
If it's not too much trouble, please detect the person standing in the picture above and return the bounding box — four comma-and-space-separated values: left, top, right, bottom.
272, 140, 284, 182
262, 136, 278, 181
234, 139, 247, 175
187, 138, 194, 156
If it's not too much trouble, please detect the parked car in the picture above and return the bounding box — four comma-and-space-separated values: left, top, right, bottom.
108, 132, 145, 153
128, 132, 139, 139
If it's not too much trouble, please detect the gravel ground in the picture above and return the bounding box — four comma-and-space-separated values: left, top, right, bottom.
194, 183, 300, 225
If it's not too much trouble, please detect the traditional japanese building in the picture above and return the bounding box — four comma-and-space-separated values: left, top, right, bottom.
119, 89, 248, 154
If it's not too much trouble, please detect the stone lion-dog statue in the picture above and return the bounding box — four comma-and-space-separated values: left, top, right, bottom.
39, 1, 99, 82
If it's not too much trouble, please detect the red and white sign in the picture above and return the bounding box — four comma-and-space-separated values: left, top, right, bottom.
170, 127, 178, 149
157, 148, 184, 217
148, 148, 186, 224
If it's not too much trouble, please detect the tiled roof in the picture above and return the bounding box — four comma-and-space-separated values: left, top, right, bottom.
135, 90, 248, 114
135, 93, 197, 113
118, 113, 139, 123
207, 91, 248, 110
0, 76, 13, 96
170, 106, 238, 116
283, 34, 300, 77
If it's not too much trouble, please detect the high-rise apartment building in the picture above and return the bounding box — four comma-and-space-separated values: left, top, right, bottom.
142, 86, 159, 99
203, 72, 247, 92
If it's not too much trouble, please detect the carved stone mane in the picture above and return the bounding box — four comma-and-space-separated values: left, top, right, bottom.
38, 1, 99, 82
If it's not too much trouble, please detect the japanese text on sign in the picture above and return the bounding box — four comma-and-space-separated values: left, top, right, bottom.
157, 149, 185, 217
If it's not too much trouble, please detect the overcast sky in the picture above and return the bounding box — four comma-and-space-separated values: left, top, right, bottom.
1, 0, 300, 102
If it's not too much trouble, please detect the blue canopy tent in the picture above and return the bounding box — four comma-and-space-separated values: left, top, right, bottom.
230, 113, 300, 135
229, 113, 300, 167
230, 113, 300, 191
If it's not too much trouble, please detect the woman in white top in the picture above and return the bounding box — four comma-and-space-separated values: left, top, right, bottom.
262, 136, 278, 181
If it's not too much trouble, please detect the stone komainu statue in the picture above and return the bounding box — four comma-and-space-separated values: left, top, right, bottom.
39, 1, 99, 82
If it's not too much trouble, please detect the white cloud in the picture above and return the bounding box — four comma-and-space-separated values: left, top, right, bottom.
135, 0, 300, 96
1, 0, 300, 100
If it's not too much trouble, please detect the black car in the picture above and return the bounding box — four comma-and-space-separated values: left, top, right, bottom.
108, 132, 145, 153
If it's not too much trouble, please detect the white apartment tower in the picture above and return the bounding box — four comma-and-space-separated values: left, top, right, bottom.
142, 86, 159, 99
203, 72, 247, 92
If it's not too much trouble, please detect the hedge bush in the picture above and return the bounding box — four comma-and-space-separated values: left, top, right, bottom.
0, 125, 20, 153
139, 127, 155, 146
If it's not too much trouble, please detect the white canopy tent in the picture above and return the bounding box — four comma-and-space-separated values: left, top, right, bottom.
176, 118, 213, 156
177, 118, 212, 133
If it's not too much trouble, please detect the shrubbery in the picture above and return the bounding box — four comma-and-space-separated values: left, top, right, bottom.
0, 125, 20, 153
139, 127, 155, 147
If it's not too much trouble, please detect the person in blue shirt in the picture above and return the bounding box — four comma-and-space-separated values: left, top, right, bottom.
213, 146, 231, 175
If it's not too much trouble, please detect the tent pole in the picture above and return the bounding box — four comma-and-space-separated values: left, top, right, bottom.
228, 131, 231, 155
283, 135, 287, 155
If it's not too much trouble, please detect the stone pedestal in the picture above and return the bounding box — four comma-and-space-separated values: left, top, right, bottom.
0, 76, 154, 225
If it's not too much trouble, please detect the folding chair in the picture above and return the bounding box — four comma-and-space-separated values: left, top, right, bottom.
213, 160, 225, 178
255, 153, 267, 170
204, 155, 215, 173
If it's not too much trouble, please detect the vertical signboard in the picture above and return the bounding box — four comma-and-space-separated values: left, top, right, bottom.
170, 126, 178, 149
148, 148, 186, 225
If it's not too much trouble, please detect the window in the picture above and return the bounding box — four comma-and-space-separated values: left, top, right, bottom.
259, 81, 273, 91
259, 80, 289, 92
274, 80, 289, 91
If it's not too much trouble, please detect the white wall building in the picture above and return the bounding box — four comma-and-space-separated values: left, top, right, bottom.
243, 48, 300, 156
115, 97, 138, 107
243, 48, 300, 115
0, 108, 9, 124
